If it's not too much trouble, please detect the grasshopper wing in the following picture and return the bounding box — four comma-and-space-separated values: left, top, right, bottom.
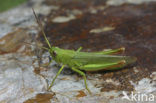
72, 52, 136, 70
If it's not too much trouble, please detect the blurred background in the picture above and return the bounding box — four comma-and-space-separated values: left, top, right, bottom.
0, 0, 27, 12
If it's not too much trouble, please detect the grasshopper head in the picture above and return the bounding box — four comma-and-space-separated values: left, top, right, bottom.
48, 47, 57, 57
33, 8, 56, 61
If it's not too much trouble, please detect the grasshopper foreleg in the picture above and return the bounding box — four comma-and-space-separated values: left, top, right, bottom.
48, 65, 65, 90
71, 67, 91, 94
42, 57, 53, 67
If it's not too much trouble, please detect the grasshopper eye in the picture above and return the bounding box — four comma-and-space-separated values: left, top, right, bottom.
52, 51, 57, 57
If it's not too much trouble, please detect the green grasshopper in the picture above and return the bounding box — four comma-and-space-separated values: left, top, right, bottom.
32, 9, 137, 94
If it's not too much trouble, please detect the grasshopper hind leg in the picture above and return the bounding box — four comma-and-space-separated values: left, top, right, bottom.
71, 67, 91, 94
95, 47, 125, 55
80, 60, 126, 71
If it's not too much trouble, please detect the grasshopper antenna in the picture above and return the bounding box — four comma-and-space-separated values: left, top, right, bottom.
32, 8, 52, 49
24, 42, 49, 50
